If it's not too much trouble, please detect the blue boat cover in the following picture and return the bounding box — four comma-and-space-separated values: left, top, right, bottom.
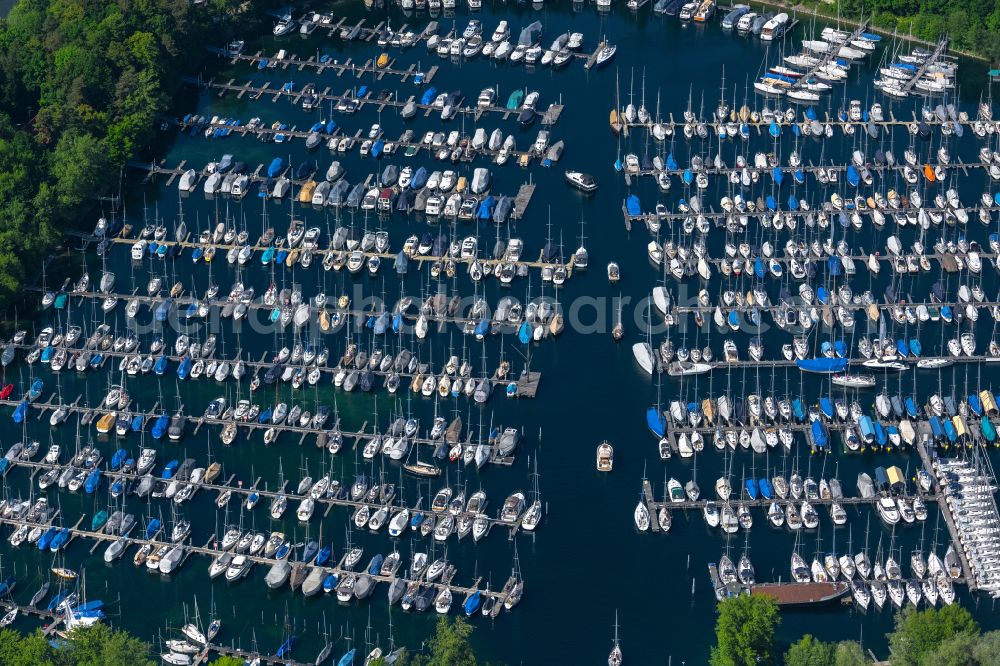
646, 407, 666, 438
982, 415, 996, 442
811, 420, 828, 448
858, 416, 874, 441
792, 398, 805, 421
796, 358, 847, 373
969, 394, 982, 416
819, 397, 834, 420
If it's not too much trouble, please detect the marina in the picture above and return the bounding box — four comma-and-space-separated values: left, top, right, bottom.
4, 0, 1000, 663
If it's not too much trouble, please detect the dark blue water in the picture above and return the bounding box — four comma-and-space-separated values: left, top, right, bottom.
5, 2, 1000, 664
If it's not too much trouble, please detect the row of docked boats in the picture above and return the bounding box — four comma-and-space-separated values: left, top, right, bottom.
0, 492, 525, 623
648, 386, 1000, 457
0, 426, 533, 614
622, 141, 1000, 196
791, 545, 960, 610
183, 109, 563, 171
419, 19, 594, 70
111, 222, 576, 290
617, 94, 987, 143
753, 25, 880, 100
933, 455, 1000, 597
14, 323, 524, 405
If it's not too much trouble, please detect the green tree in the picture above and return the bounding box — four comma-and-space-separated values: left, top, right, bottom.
0, 625, 155, 665
211, 657, 246, 666
889, 606, 979, 666
63, 623, 155, 666
785, 635, 835, 666
710, 595, 780, 666
0, 0, 292, 317
0, 628, 56, 666
918, 633, 979, 666
971, 631, 1000, 664
51, 130, 108, 208
833, 641, 868, 666
414, 617, 477, 666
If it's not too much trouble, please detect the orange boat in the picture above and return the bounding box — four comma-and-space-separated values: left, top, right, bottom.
923, 164, 936, 182
609, 109, 622, 134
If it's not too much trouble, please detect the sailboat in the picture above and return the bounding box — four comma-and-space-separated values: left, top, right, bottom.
608, 610, 622, 665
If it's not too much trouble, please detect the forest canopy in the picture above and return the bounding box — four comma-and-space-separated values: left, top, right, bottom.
0, 0, 269, 313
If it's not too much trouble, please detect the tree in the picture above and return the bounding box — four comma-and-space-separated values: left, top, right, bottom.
0, 0, 288, 317
63, 623, 155, 666
52, 130, 108, 208
971, 631, 1000, 665
710, 595, 780, 666
785, 635, 835, 666
416, 617, 478, 666
888, 606, 979, 666
0, 629, 55, 666
918, 633, 979, 666
0, 625, 154, 665
211, 657, 246, 666
833, 641, 868, 666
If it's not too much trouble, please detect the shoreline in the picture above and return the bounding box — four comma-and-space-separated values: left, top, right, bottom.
743, 0, 988, 62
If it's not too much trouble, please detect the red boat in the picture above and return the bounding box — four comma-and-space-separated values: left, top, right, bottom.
0, 384, 13, 400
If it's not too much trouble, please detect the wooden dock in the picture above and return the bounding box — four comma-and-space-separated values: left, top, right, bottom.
0, 599, 63, 636
0, 514, 512, 614
185, 79, 565, 126
229, 49, 438, 84
168, 117, 558, 174
790, 22, 870, 92
1, 393, 524, 468
899, 37, 950, 94
621, 157, 999, 183
647, 491, 913, 513
624, 98, 982, 128
915, 439, 979, 590
512, 182, 536, 220
6, 457, 524, 532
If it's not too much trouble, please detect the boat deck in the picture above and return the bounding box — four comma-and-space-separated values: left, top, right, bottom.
0, 599, 63, 636
898, 37, 950, 94
11, 458, 524, 529
790, 22, 870, 92
184, 78, 566, 126
915, 439, 979, 590
750, 581, 850, 605
167, 118, 560, 170
619, 104, 980, 133
0, 514, 503, 613
621, 157, 997, 182
622, 202, 999, 234
4, 395, 523, 466
229, 48, 437, 84
91, 229, 571, 274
